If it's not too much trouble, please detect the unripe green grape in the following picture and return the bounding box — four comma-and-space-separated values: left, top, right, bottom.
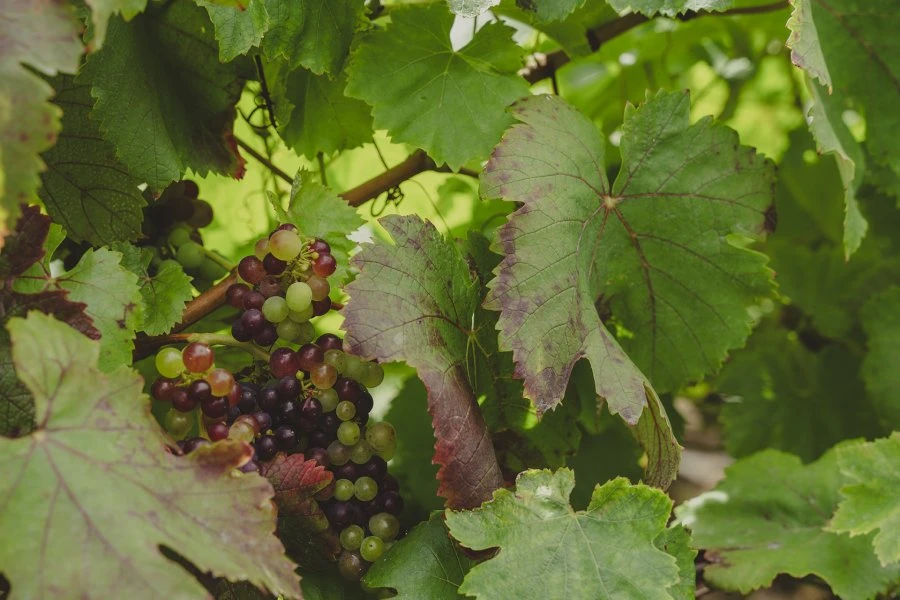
167, 226, 192, 248
318, 388, 339, 412
287, 304, 314, 323
199, 257, 227, 281
155, 347, 185, 379
324, 349, 346, 373
228, 420, 256, 443
354, 476, 378, 502
269, 230, 303, 261
368, 512, 400, 541
276, 319, 303, 342
376, 444, 396, 461
365, 421, 396, 453
254, 238, 269, 260
360, 362, 384, 388
262, 296, 290, 323
285, 281, 313, 312
340, 524, 365, 551
336, 400, 356, 421
337, 421, 361, 446
360, 536, 384, 562
164, 408, 193, 439
334, 479, 355, 502
349, 440, 373, 465
327, 440, 351, 465
343, 356, 367, 381
176, 241, 205, 269
296, 322, 315, 344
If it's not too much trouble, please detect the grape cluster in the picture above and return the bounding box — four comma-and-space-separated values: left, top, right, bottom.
226, 225, 337, 348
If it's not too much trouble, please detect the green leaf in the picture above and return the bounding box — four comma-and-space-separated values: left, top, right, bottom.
261, 0, 365, 75
0, 0, 82, 238
198, 0, 270, 62
0, 312, 301, 599
483, 92, 773, 418
717, 322, 885, 461
346, 3, 530, 170
607, 0, 730, 16
446, 469, 683, 600
365, 513, 474, 599
828, 434, 900, 567
299, 567, 367, 600
342, 216, 503, 508
271, 63, 373, 159
512, 0, 585, 22
112, 242, 194, 336
448, 0, 501, 18
84, 0, 149, 48
676, 447, 900, 599
860, 287, 900, 429
39, 74, 145, 245
654, 525, 697, 600
0, 330, 33, 438
79, 1, 245, 189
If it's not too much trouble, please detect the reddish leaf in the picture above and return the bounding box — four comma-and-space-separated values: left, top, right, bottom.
0, 204, 49, 279
2, 290, 99, 339
262, 452, 333, 518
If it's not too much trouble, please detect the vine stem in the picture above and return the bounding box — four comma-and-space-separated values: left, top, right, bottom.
136, 330, 271, 362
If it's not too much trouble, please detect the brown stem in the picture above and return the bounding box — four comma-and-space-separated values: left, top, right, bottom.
235, 137, 293, 184
339, 150, 436, 207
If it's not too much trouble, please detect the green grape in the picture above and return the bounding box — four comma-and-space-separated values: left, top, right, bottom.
365, 421, 396, 453
175, 241, 204, 269
167, 226, 192, 248
155, 347, 185, 379
336, 400, 356, 421
287, 303, 314, 323
276, 319, 303, 342
296, 322, 315, 344
340, 525, 365, 551
164, 408, 192, 439
327, 440, 351, 466
254, 238, 269, 260
269, 229, 303, 261
368, 512, 400, 541
376, 443, 396, 461
324, 349, 346, 373
198, 257, 227, 281
343, 356, 368, 381
360, 536, 384, 562
349, 440, 373, 465
334, 479, 355, 502
354, 476, 378, 502
262, 296, 290, 323
360, 362, 384, 388
337, 421, 361, 446
318, 388, 339, 412
285, 281, 313, 312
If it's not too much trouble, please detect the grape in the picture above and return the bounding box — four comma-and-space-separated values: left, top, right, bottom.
254, 324, 278, 346
164, 408, 193, 438
312, 298, 332, 316
354, 476, 378, 502
329, 502, 354, 529
382, 491, 404, 516
198, 257, 227, 281
301, 397, 322, 422
238, 384, 258, 413
201, 396, 227, 419
342, 357, 367, 383
272, 320, 297, 342
361, 456, 388, 479
274, 425, 297, 451
334, 479, 355, 502
238, 255, 266, 284
309, 238, 331, 254
376, 444, 396, 461
182, 180, 199, 198
258, 276, 282, 298
306, 447, 330, 467
155, 347, 185, 378
239, 461, 261, 474
151, 378, 176, 402
382, 475, 399, 493
328, 440, 351, 465
360, 536, 384, 562
332, 461, 357, 481
324, 349, 346, 373
316, 333, 342, 351
171, 388, 196, 412
337, 421, 361, 446
340, 524, 364, 550
187, 199, 214, 228
176, 242, 204, 269
259, 387, 279, 412
256, 435, 278, 461
277, 376, 301, 400
207, 368, 234, 397
231, 320, 252, 342
279, 399, 301, 428
241, 308, 265, 334
228, 419, 256, 443
226, 381, 242, 408
336, 400, 356, 421
242, 291, 265, 311
357, 390, 375, 416
287, 304, 314, 323
208, 421, 229, 441
262, 253, 286, 275
253, 411, 273, 432
285, 281, 313, 312
167, 227, 192, 248
307, 275, 330, 301
268, 230, 302, 261
360, 495, 385, 519
253, 238, 269, 260
311, 363, 338, 389
182, 437, 210, 454
349, 440, 373, 465
361, 362, 385, 388
369, 512, 400, 541
338, 552, 366, 582
365, 422, 396, 453
182, 342, 214, 373
313, 253, 337, 277
188, 379, 212, 404
269, 347, 298, 378
297, 343, 325, 371
320, 412, 341, 433
334, 378, 362, 404
308, 429, 331, 449
318, 388, 339, 412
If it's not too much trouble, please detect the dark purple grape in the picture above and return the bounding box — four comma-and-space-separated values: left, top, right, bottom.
239, 460, 261, 473
263, 254, 286, 275
254, 324, 278, 346
258, 275, 282, 298
309, 238, 330, 254
227, 405, 241, 422
208, 421, 229, 441
308, 429, 330, 449
296, 343, 325, 372
256, 435, 278, 461
313, 253, 337, 278
242, 291, 265, 311
316, 333, 343, 352
279, 399, 301, 426
277, 376, 301, 400
226, 283, 250, 309
274, 426, 297, 451
332, 461, 358, 481
382, 491, 404, 515
382, 474, 399, 493
334, 378, 361, 404
188, 379, 212, 404
312, 297, 332, 316
182, 180, 199, 198
306, 447, 330, 467
338, 551, 366, 582
328, 502, 353, 528
253, 411, 273, 432
270, 348, 298, 379
320, 412, 341, 433
357, 390, 374, 417
277, 223, 297, 233
238, 256, 266, 284
231, 319, 252, 342
241, 308, 265, 334
359, 495, 385, 518
238, 385, 259, 414
187, 199, 214, 228
361, 456, 387, 479
182, 437, 210, 454
201, 396, 228, 419
151, 378, 177, 402
301, 397, 322, 422
172, 388, 195, 412
259, 386, 279, 412
348, 501, 367, 527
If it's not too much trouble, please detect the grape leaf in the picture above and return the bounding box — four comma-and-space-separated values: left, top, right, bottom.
271, 64, 373, 160
448, 0, 501, 18
445, 469, 683, 599
676, 447, 900, 599
607, 0, 730, 16
0, 312, 301, 599
261, 0, 365, 75
860, 287, 900, 429
198, 0, 270, 62
0, 0, 82, 242
828, 434, 900, 567
512, 0, 585, 22
654, 525, 697, 600
483, 92, 773, 420
261, 452, 332, 521
346, 3, 530, 170
84, 0, 148, 48
342, 215, 504, 509
717, 322, 885, 462
79, 0, 245, 189
298, 567, 367, 600
39, 74, 145, 245
0, 331, 33, 438
112, 242, 194, 336
364, 513, 474, 599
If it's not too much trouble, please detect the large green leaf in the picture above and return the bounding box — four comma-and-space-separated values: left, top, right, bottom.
448, 0, 501, 18
483, 92, 773, 418
0, 0, 82, 240
198, 0, 270, 62
828, 434, 900, 567
860, 287, 900, 428
513, 0, 585, 22
39, 75, 145, 245
676, 447, 900, 599
84, 0, 149, 47
79, 0, 245, 190
607, 0, 730, 16
446, 469, 684, 600
0, 312, 301, 599
346, 3, 530, 170
364, 513, 474, 599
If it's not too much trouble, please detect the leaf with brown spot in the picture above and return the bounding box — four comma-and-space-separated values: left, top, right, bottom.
0, 312, 301, 599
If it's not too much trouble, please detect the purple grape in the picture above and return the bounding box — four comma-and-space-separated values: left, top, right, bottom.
332, 461, 358, 481
277, 376, 301, 400
320, 413, 341, 433
253, 411, 273, 432
201, 396, 228, 419
256, 435, 278, 461
188, 379, 212, 404
357, 390, 374, 417
182, 437, 210, 454
306, 447, 329, 467
259, 386, 279, 412
382, 474, 399, 493
231, 319, 252, 342
242, 291, 265, 311
334, 378, 361, 404
254, 324, 278, 346
263, 254, 286, 275
382, 491, 404, 516
238, 385, 259, 414
309, 429, 331, 449
239, 460, 261, 473
241, 308, 265, 334
359, 495, 385, 518
301, 397, 322, 422
328, 502, 354, 528
279, 399, 301, 426
316, 333, 343, 352
361, 456, 387, 479
258, 275, 282, 298
274, 426, 297, 451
